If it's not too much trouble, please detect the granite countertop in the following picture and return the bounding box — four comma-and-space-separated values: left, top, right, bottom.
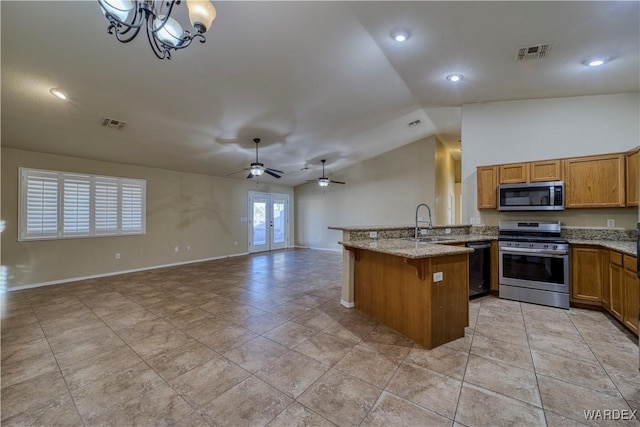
339, 238, 474, 259
567, 239, 637, 257
329, 224, 472, 231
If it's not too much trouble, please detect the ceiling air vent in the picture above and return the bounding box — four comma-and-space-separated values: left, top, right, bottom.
516, 43, 551, 61
100, 117, 127, 130
407, 119, 422, 128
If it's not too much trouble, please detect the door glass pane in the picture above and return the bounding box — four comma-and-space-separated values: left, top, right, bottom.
502, 253, 565, 284
253, 198, 267, 245
272, 199, 285, 244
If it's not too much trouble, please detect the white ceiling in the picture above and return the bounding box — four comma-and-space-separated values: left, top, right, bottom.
2, 1, 638, 186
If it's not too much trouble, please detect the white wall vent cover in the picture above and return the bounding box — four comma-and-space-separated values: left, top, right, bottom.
100, 117, 127, 130
516, 43, 551, 61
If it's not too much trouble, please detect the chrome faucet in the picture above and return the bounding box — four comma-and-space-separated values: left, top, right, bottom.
415, 203, 433, 238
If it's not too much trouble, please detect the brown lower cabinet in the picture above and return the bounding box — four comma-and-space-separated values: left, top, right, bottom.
570, 246, 638, 335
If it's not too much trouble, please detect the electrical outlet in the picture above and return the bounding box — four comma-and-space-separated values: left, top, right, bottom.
445, 228, 451, 234
433, 272, 443, 282
186, 245, 191, 251
369, 231, 378, 238
115, 252, 120, 260
419, 229, 428, 235
606, 219, 615, 228
174, 246, 179, 253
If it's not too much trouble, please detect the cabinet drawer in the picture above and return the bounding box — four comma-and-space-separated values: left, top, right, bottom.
623, 255, 637, 273
610, 251, 623, 266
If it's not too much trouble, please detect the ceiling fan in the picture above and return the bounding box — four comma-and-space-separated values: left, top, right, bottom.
227, 138, 284, 179
312, 159, 345, 187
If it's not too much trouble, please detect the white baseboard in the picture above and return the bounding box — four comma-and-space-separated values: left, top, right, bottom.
340, 299, 355, 308
308, 246, 342, 253
7, 252, 250, 292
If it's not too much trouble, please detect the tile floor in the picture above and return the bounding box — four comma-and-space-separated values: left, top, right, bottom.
1, 249, 639, 426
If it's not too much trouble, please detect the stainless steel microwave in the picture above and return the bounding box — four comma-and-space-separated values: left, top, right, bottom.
498, 181, 564, 211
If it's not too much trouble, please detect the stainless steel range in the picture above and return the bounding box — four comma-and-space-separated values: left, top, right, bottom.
498, 220, 569, 309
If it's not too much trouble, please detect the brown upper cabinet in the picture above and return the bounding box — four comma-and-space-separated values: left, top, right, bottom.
477, 166, 497, 209
498, 160, 562, 184
625, 147, 639, 206
498, 163, 529, 184
563, 153, 625, 208
530, 160, 563, 182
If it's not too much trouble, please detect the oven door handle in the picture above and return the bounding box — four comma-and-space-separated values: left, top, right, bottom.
499, 247, 568, 256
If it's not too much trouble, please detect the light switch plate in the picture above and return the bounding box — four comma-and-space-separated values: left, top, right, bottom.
606, 219, 615, 228
445, 228, 451, 234
420, 229, 428, 235
433, 272, 443, 282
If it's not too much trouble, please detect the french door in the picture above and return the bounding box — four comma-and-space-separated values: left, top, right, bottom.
248, 192, 289, 253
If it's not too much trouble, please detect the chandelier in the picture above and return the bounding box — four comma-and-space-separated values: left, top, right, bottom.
98, 0, 217, 59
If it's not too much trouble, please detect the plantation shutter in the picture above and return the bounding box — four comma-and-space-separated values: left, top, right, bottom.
22, 169, 59, 239
62, 174, 91, 236
121, 179, 145, 234
95, 177, 119, 235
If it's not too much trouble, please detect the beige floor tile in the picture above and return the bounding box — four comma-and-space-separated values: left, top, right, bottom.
545, 410, 589, 427
464, 354, 541, 407
527, 331, 599, 364
538, 375, 636, 426
257, 350, 328, 398
128, 329, 192, 360
267, 402, 336, 427
579, 328, 639, 354
266, 301, 313, 320
224, 336, 289, 373
91, 299, 145, 318
264, 321, 318, 348
238, 311, 290, 334
1, 338, 59, 388
173, 411, 211, 427
525, 318, 582, 339
179, 314, 231, 339
294, 332, 355, 366
116, 318, 175, 343
168, 355, 250, 407
85, 382, 192, 426
201, 376, 292, 426
478, 307, 526, 330
297, 369, 382, 426
100, 308, 159, 331
470, 333, 534, 371
334, 342, 409, 388
532, 350, 620, 396
294, 309, 343, 331
474, 317, 530, 347
1, 311, 39, 329
1, 390, 81, 427
69, 361, 163, 422
362, 391, 452, 427
405, 344, 468, 380
386, 362, 461, 419
146, 338, 219, 381
567, 310, 624, 334
363, 324, 414, 348
442, 331, 474, 353
61, 346, 143, 391
455, 382, 546, 427
47, 324, 118, 349
0, 371, 69, 421
0, 323, 45, 346
196, 324, 258, 353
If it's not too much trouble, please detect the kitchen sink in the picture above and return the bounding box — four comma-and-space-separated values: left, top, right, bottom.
404, 236, 454, 243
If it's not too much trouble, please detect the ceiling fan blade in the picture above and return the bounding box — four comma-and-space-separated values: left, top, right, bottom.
225, 169, 249, 177
264, 169, 282, 179
246, 173, 254, 179
330, 180, 346, 184
266, 168, 284, 175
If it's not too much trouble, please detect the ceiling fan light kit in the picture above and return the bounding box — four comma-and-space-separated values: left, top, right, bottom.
316, 159, 346, 187
98, 0, 216, 59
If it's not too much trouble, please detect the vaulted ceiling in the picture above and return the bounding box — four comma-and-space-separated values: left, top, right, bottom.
2, 1, 638, 185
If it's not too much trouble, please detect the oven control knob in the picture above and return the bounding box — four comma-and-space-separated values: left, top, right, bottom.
544, 244, 549, 248
515, 243, 519, 247
553, 245, 558, 249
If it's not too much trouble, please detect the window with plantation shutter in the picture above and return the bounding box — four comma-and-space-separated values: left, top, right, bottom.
21, 169, 59, 239
19, 168, 146, 241
63, 175, 91, 236
94, 177, 119, 235
121, 179, 145, 234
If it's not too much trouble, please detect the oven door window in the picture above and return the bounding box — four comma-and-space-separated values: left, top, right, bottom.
501, 253, 565, 284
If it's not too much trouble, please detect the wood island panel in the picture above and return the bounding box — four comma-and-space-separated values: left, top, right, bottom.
354, 250, 469, 349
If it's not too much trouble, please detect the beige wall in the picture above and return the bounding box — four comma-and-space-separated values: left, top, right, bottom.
294, 136, 438, 250
434, 138, 456, 225
1, 148, 294, 289
461, 93, 640, 228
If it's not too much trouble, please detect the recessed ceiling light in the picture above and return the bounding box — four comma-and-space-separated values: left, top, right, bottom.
49, 88, 67, 100
585, 58, 607, 67
390, 29, 410, 42
446, 74, 464, 82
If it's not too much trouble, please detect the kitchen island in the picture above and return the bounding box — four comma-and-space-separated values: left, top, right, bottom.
339, 237, 473, 349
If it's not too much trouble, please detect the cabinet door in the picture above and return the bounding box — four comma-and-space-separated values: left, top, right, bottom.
601, 250, 611, 309
563, 154, 625, 208
625, 148, 639, 207
499, 163, 529, 184
530, 160, 562, 182
570, 246, 602, 304
609, 261, 624, 320
490, 241, 498, 292
622, 269, 638, 334
477, 166, 497, 209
